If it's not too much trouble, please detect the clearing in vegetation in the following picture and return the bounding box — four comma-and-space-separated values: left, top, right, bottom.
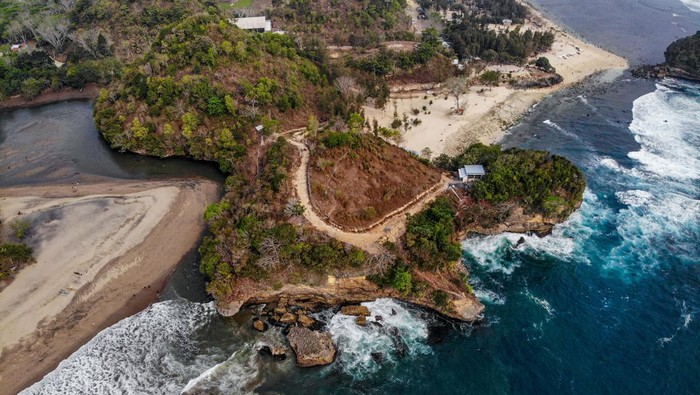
308, 131, 442, 229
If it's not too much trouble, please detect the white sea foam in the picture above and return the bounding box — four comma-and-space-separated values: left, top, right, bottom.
462, 189, 608, 275
324, 299, 431, 379
680, 0, 700, 13
181, 343, 263, 394
597, 157, 646, 179
543, 119, 582, 141
628, 83, 700, 181
473, 287, 506, 305
615, 190, 654, 207
609, 190, 700, 271
527, 292, 555, 317
22, 301, 230, 395
578, 94, 598, 113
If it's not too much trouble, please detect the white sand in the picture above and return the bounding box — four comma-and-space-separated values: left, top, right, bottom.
364, 2, 628, 157
0, 187, 178, 352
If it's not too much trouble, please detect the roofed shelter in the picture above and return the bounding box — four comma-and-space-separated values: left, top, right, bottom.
458, 165, 485, 182
231, 16, 272, 32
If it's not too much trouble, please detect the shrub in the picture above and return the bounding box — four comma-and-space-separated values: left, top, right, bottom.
321, 131, 360, 148
432, 290, 450, 310
10, 220, 30, 241
392, 267, 413, 296
404, 197, 461, 270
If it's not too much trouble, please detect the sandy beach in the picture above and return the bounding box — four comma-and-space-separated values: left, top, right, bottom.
0, 179, 219, 395
364, 2, 629, 157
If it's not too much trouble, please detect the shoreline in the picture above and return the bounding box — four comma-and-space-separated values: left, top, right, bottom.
0, 83, 101, 112
0, 178, 220, 395
364, 1, 629, 157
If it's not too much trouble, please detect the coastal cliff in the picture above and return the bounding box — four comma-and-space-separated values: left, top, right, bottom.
216, 269, 484, 323
88, 7, 585, 370
633, 31, 700, 81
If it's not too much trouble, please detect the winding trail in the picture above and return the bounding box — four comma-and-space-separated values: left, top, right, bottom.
287, 133, 449, 253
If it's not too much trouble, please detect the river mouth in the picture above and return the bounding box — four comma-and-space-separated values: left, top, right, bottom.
0, 100, 224, 188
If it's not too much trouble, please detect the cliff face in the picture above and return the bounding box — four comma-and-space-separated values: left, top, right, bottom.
635, 32, 700, 82
216, 271, 484, 323
664, 31, 700, 80
461, 205, 564, 237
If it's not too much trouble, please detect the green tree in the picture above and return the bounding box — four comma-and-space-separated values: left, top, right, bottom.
20, 78, 44, 100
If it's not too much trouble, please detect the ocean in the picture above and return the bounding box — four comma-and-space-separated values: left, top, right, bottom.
19, 0, 700, 393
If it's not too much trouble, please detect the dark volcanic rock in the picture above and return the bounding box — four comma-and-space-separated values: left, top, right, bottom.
513, 73, 563, 89
287, 327, 336, 367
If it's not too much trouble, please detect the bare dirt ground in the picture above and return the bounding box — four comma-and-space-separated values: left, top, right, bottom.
308, 137, 441, 229
288, 134, 449, 253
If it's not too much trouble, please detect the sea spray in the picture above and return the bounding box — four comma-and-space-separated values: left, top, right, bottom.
322, 299, 431, 380
23, 301, 227, 395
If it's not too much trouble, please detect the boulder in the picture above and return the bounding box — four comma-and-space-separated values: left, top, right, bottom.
298, 314, 316, 328
252, 319, 268, 332
355, 315, 367, 326
287, 327, 336, 367
259, 345, 287, 360
341, 305, 370, 316
279, 312, 297, 324
274, 306, 287, 315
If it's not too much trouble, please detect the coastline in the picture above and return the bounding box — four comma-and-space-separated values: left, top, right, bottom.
0, 83, 101, 112
0, 178, 220, 395
364, 1, 629, 156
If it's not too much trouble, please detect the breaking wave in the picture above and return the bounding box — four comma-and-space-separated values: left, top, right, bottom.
22, 301, 262, 395
680, 0, 700, 13
323, 299, 431, 380
628, 82, 700, 181
543, 119, 583, 142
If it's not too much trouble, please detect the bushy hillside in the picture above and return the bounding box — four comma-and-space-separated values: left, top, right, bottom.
665, 31, 700, 78
434, 143, 585, 219
94, 15, 342, 174
269, 0, 413, 47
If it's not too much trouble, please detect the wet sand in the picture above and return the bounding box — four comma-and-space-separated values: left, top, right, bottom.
0, 179, 219, 395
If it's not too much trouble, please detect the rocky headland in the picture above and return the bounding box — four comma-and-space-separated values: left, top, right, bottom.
632, 31, 700, 82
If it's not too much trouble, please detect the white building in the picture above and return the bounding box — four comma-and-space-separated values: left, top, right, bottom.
231, 16, 272, 32
458, 165, 485, 182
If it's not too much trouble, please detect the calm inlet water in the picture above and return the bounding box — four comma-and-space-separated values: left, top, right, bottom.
15, 0, 700, 393
0, 101, 222, 187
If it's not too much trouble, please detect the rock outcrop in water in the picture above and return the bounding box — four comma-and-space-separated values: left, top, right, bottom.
633, 31, 700, 82
286, 327, 336, 367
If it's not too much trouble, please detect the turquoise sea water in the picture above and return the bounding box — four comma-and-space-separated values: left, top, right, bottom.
18, 1, 700, 393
